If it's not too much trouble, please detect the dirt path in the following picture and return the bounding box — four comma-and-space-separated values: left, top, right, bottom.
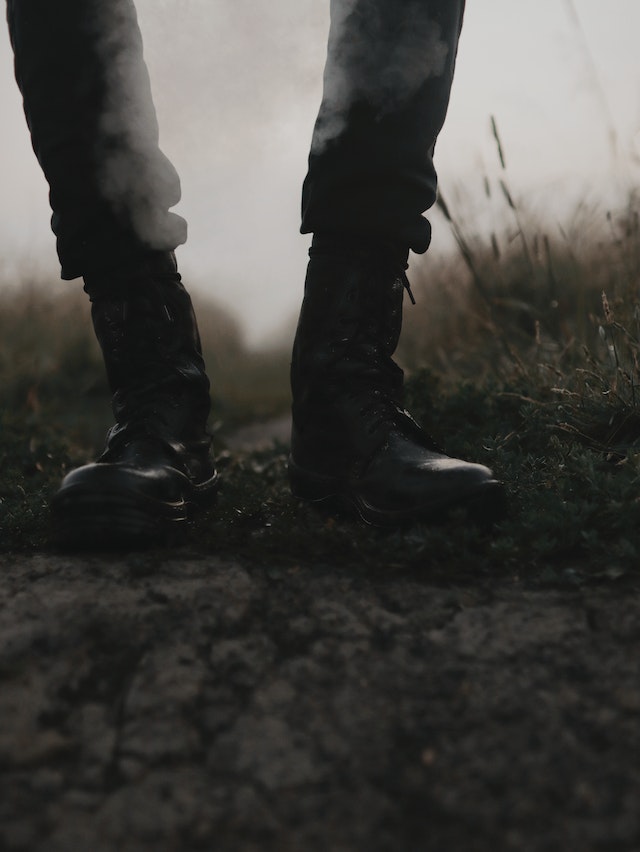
1, 548, 639, 852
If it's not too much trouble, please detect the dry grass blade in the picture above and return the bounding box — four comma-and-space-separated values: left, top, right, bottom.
490, 115, 506, 170
435, 192, 491, 305
499, 180, 516, 211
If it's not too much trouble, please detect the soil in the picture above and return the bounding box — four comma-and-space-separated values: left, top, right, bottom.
1, 423, 640, 851
2, 560, 639, 852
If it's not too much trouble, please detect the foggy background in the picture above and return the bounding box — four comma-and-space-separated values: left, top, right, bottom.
0, 0, 639, 347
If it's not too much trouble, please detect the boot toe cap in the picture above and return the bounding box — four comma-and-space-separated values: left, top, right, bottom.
356, 431, 501, 518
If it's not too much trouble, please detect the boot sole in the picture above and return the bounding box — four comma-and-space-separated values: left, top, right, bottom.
288, 459, 507, 527
50, 473, 220, 550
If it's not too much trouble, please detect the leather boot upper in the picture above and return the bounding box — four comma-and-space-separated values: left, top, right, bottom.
80, 251, 215, 484
289, 243, 504, 523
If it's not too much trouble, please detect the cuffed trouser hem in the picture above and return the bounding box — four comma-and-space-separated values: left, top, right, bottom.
58, 212, 187, 282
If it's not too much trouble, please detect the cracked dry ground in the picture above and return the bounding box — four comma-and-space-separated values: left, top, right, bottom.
0, 553, 639, 852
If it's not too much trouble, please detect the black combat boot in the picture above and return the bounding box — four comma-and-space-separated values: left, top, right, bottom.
51, 252, 219, 547
289, 238, 505, 526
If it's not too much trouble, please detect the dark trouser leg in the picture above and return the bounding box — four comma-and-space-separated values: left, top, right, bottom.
301, 0, 465, 254
291, 0, 506, 525
6, 0, 186, 280
7, 1, 217, 545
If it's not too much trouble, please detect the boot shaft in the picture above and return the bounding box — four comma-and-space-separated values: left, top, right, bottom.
291, 247, 408, 419
84, 251, 211, 448
290, 245, 414, 471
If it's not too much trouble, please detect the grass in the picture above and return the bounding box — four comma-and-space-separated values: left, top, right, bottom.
3, 170, 640, 580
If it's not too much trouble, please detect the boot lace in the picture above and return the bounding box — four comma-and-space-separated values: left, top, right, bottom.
337, 258, 426, 442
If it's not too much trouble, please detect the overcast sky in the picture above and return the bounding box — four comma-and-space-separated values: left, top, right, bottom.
0, 0, 639, 345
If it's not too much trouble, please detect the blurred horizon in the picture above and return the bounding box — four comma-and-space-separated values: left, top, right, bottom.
0, 0, 639, 347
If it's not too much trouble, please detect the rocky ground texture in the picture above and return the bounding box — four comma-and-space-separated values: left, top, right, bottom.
1, 548, 639, 852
